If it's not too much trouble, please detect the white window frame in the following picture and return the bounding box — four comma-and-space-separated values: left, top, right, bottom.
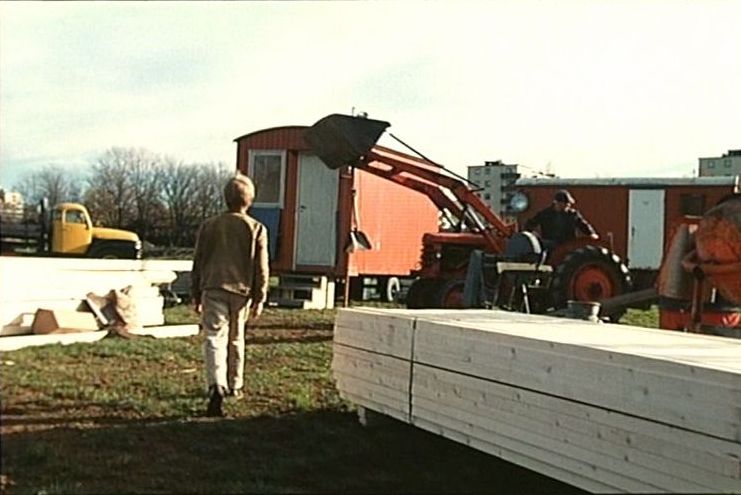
248, 149, 286, 208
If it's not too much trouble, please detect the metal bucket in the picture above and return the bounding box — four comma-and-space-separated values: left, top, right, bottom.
566, 300, 602, 323
304, 114, 390, 169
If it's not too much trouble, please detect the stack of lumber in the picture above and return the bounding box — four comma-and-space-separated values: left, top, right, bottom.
332, 308, 741, 493
0, 257, 189, 337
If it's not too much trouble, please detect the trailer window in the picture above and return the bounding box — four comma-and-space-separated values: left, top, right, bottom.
680, 193, 705, 216
248, 150, 286, 208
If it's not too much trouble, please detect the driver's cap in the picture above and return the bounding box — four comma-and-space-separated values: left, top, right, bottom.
554, 189, 575, 204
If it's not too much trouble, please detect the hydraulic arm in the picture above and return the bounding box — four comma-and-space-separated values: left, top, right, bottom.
305, 114, 516, 253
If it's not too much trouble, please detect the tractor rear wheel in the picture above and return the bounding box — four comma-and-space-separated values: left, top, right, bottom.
551, 245, 632, 321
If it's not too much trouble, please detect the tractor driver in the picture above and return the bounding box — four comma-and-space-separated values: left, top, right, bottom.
523, 189, 599, 250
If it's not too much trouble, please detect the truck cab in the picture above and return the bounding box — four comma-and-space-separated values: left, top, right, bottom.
50, 203, 142, 259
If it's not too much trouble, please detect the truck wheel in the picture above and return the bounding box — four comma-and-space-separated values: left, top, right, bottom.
384, 277, 401, 302
88, 245, 127, 259
434, 279, 466, 309
406, 278, 438, 309
551, 245, 632, 321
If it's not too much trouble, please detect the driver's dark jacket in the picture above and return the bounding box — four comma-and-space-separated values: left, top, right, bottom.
524, 205, 597, 245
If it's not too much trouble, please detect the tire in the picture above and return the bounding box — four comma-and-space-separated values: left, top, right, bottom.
88, 246, 126, 259
551, 245, 632, 321
384, 277, 401, 303
406, 278, 439, 309
434, 279, 466, 309
87, 240, 139, 259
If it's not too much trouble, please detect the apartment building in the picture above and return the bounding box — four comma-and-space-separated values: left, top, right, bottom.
699, 149, 741, 177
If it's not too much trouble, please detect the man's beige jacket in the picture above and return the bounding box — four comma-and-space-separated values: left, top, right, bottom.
191, 212, 269, 305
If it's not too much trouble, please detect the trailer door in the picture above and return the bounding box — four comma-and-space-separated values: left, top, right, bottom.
295, 152, 338, 267
628, 189, 665, 269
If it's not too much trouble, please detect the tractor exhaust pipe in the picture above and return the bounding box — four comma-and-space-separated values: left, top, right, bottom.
304, 114, 390, 170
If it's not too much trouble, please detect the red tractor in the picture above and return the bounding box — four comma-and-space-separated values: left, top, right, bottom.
305, 114, 632, 318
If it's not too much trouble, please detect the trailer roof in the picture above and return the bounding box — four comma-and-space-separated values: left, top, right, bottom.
515, 176, 739, 188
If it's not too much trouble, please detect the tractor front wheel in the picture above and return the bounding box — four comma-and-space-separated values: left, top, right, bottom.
434, 279, 466, 309
551, 245, 632, 321
405, 278, 439, 309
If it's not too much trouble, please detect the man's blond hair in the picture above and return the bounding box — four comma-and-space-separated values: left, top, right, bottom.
224, 173, 256, 210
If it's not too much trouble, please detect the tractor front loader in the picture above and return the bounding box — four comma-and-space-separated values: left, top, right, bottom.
305, 113, 632, 319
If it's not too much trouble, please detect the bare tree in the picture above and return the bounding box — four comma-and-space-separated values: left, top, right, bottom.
13, 150, 236, 247
85, 148, 138, 228
160, 157, 200, 246
192, 162, 234, 223
127, 149, 166, 240
14, 165, 81, 207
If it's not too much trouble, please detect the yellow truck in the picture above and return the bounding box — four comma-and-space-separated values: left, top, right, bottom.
0, 200, 142, 259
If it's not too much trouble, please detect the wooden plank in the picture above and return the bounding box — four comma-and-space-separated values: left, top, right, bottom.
0, 324, 199, 351
413, 415, 623, 493
413, 318, 741, 441
412, 311, 741, 373
415, 338, 741, 443
412, 413, 658, 493
332, 350, 410, 388
414, 339, 741, 429
414, 364, 741, 480
334, 374, 409, 414
413, 366, 741, 490
0, 330, 106, 351
334, 308, 415, 359
130, 324, 199, 339
0, 275, 174, 303
332, 345, 411, 392
0, 256, 191, 273
332, 344, 411, 420
415, 398, 713, 493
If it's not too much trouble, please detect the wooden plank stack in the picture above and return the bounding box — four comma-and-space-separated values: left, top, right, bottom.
0, 257, 189, 337
332, 308, 741, 493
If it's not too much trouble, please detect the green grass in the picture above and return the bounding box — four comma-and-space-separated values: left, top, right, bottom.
1, 303, 659, 495
1, 305, 582, 494
619, 305, 660, 328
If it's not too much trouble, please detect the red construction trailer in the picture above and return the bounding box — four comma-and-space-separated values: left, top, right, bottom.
233, 126, 439, 304
510, 176, 740, 289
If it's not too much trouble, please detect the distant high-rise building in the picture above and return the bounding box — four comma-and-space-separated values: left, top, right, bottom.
467, 160, 520, 219
698, 150, 741, 177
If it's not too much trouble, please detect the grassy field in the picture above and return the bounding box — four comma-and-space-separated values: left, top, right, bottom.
0, 304, 658, 494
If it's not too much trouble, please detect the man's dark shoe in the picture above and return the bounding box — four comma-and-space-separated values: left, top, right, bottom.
206, 386, 224, 417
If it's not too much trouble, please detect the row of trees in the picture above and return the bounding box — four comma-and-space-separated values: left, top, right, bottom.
13, 147, 235, 247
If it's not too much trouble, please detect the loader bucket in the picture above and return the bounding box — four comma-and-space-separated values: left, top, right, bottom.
304, 114, 390, 169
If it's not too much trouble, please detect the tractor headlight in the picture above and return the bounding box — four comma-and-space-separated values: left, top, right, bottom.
508, 191, 530, 213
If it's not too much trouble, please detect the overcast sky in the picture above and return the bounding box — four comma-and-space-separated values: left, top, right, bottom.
1, 0, 740, 188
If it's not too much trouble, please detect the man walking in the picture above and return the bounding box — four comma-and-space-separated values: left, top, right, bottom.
191, 173, 269, 417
